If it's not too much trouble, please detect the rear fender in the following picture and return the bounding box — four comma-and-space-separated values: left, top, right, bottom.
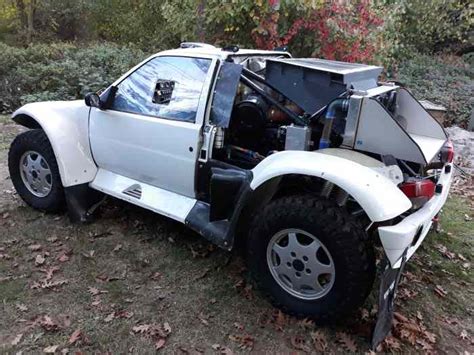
250, 150, 411, 222
12, 101, 97, 187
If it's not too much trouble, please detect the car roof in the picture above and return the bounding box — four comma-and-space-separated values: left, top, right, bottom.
157, 47, 290, 59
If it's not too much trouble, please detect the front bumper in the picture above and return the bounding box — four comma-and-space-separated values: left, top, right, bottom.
378, 164, 453, 268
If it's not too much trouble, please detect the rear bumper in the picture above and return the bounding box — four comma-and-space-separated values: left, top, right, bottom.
378, 164, 453, 268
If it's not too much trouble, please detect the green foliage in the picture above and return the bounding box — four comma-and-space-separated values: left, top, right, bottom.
382, 0, 473, 59
393, 54, 474, 126
0, 42, 146, 113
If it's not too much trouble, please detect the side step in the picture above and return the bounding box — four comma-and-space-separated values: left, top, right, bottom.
89, 169, 196, 223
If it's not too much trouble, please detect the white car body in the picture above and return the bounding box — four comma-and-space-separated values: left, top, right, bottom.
12, 45, 452, 269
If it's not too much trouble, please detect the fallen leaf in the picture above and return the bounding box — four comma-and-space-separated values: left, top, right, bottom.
460, 330, 469, 340
104, 312, 115, 323
233, 322, 244, 330
113, 244, 122, 252
434, 285, 448, 297
336, 332, 357, 352
82, 250, 95, 258
35, 254, 45, 265
43, 345, 59, 353
310, 330, 328, 352
163, 322, 171, 334
88, 286, 108, 296
383, 336, 401, 351
16, 303, 28, 312
155, 338, 166, 350
28, 244, 42, 251
31, 279, 68, 290
69, 329, 82, 345
416, 338, 433, 351
11, 333, 23, 346
132, 324, 151, 334
40, 266, 60, 281
229, 334, 254, 350
150, 272, 161, 281
198, 314, 209, 326
47, 236, 58, 243
274, 310, 287, 331
40, 315, 59, 332
290, 335, 311, 353
57, 254, 69, 262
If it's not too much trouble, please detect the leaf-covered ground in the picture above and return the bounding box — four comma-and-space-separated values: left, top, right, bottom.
0, 116, 473, 353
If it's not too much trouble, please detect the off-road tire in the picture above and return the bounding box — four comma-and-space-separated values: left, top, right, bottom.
246, 195, 375, 323
8, 129, 65, 212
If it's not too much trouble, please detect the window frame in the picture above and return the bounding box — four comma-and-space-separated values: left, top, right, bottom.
107, 54, 218, 125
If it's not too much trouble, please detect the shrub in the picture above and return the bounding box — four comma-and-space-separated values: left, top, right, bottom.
392, 54, 474, 126
0, 42, 147, 113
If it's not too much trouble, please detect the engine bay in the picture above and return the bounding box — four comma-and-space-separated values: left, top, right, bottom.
208, 54, 450, 212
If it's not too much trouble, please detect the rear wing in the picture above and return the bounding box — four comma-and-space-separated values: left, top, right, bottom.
342, 87, 447, 165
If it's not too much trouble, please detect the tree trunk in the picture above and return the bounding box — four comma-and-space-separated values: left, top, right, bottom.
196, 0, 206, 42
26, 0, 35, 43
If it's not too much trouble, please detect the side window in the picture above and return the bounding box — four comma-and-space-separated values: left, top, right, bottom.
111, 56, 211, 122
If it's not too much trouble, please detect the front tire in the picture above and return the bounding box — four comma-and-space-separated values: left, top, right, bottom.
247, 195, 375, 323
8, 129, 65, 212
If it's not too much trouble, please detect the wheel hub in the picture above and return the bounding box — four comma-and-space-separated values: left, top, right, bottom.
292, 259, 305, 272
19, 150, 52, 198
266, 228, 336, 300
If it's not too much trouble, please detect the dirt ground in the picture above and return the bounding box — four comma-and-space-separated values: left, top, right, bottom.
0, 115, 473, 353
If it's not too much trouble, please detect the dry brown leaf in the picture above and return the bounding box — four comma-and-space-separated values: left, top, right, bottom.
104, 312, 115, 323
311, 330, 328, 352
274, 310, 287, 331
40, 315, 59, 332
35, 254, 45, 265
132, 324, 151, 334
163, 322, 171, 334
233, 322, 244, 330
16, 303, 28, 312
416, 338, 434, 351
198, 313, 209, 326
229, 334, 254, 350
290, 335, 311, 353
43, 345, 59, 353
460, 330, 469, 340
383, 336, 401, 351
298, 318, 315, 329
434, 285, 448, 297
31, 279, 68, 290
57, 254, 69, 262
11, 333, 23, 346
28, 244, 42, 251
150, 272, 162, 280
40, 266, 60, 281
88, 286, 108, 296
434, 243, 456, 259
69, 329, 82, 345
155, 338, 166, 350
336, 332, 357, 352
113, 244, 122, 252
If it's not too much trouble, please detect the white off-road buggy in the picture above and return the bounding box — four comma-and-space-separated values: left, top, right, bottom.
9, 43, 454, 346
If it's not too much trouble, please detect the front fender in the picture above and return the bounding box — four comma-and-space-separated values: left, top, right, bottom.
250, 150, 411, 222
12, 101, 97, 187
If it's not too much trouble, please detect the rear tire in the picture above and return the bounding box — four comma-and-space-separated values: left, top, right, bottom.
8, 129, 65, 212
246, 195, 375, 323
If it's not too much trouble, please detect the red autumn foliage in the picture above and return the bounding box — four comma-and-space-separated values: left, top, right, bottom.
253, 0, 383, 63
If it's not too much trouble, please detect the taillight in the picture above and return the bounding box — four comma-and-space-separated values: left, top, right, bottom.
440, 140, 454, 163
400, 179, 435, 209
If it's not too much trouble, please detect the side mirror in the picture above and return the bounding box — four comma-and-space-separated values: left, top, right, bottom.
84, 92, 101, 108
